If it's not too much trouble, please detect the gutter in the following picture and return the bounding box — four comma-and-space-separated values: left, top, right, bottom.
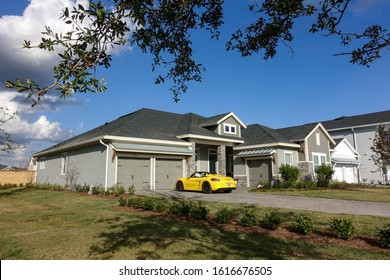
99, 139, 109, 191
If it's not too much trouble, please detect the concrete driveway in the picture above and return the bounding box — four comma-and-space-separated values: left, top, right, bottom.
137, 186, 390, 217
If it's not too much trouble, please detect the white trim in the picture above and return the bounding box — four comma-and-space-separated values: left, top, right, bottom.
234, 142, 300, 150
306, 123, 336, 145
99, 140, 110, 190
104, 135, 191, 147
202, 112, 247, 129
177, 134, 244, 144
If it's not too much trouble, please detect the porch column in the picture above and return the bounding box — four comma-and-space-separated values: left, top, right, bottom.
187, 142, 196, 176
217, 145, 226, 175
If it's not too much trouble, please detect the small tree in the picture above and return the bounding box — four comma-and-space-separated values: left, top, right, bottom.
371, 124, 390, 184
0, 107, 21, 157
315, 164, 334, 188
279, 164, 300, 187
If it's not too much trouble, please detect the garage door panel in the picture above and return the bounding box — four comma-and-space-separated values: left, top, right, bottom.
117, 157, 150, 190
155, 159, 183, 190
248, 159, 272, 187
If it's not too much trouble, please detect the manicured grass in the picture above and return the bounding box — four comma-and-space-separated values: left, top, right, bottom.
0, 188, 389, 260
253, 187, 390, 203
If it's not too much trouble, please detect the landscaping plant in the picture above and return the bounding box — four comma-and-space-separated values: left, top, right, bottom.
240, 208, 259, 227
295, 215, 315, 235
315, 164, 334, 188
378, 224, 390, 248
279, 164, 300, 187
263, 211, 282, 230
215, 207, 235, 224
331, 218, 355, 240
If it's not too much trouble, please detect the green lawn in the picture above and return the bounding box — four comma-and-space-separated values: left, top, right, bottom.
0, 188, 389, 260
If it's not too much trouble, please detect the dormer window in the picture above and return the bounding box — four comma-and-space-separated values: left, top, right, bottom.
224, 124, 237, 134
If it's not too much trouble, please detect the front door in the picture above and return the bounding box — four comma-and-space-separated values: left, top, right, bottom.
209, 153, 217, 174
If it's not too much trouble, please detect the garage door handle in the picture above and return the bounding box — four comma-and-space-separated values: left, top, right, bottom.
131, 175, 134, 180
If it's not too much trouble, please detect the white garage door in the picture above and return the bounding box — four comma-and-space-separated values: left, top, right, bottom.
333, 166, 357, 183
155, 158, 183, 190
117, 157, 150, 190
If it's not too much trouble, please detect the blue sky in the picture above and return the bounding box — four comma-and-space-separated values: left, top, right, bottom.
0, 0, 389, 166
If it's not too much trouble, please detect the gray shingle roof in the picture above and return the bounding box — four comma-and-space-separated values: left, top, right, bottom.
276, 123, 318, 141
239, 124, 290, 147
35, 108, 243, 155
320, 110, 390, 130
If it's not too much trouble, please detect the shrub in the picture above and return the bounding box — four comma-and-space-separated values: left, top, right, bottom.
263, 211, 282, 230
127, 184, 136, 195
118, 197, 127, 207
331, 218, 355, 240
113, 184, 125, 196
168, 201, 191, 216
168, 202, 180, 215
178, 201, 192, 216
142, 198, 155, 211
215, 207, 234, 224
190, 201, 209, 220
154, 201, 166, 212
315, 164, 334, 188
295, 215, 315, 235
133, 197, 145, 208
378, 224, 390, 248
295, 180, 316, 190
240, 208, 259, 227
279, 164, 300, 187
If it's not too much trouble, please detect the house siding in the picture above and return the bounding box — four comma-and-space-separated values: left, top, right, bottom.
306, 127, 331, 163
328, 125, 388, 183
36, 144, 106, 186
219, 117, 241, 137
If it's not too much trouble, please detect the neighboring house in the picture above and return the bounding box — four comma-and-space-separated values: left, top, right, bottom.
320, 110, 390, 184
331, 138, 360, 183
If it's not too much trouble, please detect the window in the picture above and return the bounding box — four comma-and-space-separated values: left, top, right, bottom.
61, 154, 67, 175
39, 158, 46, 170
284, 152, 293, 165
224, 124, 237, 134
316, 133, 320, 146
313, 153, 326, 169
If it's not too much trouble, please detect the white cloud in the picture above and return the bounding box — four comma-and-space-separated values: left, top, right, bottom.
0, 0, 135, 166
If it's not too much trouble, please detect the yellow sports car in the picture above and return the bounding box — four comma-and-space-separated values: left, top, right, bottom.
175, 171, 236, 193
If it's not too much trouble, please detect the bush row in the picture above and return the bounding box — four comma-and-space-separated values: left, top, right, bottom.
118, 197, 390, 248
4, 182, 137, 196
261, 164, 381, 190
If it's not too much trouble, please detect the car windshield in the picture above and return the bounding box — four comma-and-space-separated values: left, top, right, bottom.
190, 172, 210, 178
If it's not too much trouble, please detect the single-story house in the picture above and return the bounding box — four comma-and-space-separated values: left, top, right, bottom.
34, 108, 338, 190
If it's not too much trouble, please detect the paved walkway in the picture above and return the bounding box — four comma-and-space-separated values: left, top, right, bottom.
137, 187, 390, 217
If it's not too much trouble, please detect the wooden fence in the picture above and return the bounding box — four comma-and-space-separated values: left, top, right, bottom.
0, 171, 36, 185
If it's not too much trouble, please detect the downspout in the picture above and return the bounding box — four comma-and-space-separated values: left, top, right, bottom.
100, 139, 109, 191
351, 128, 357, 150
